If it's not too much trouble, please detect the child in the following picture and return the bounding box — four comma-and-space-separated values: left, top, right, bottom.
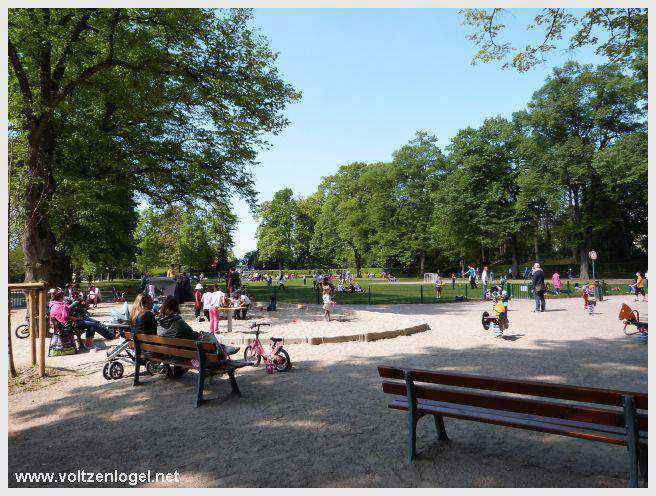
322, 286, 333, 322
193, 283, 203, 320
634, 272, 647, 302
451, 273, 456, 289
434, 274, 443, 299
201, 285, 213, 321
88, 284, 101, 308
583, 284, 596, 315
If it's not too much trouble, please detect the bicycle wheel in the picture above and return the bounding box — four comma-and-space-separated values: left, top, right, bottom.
14, 324, 30, 339
273, 348, 291, 372
244, 345, 261, 366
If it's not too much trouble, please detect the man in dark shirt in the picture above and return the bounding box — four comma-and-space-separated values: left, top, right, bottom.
532, 263, 546, 312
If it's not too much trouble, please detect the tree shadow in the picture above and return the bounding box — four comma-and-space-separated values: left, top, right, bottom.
8, 331, 647, 488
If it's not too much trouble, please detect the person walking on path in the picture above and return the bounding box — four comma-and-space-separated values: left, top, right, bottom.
532, 263, 546, 312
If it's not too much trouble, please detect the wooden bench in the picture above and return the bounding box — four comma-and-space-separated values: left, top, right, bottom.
124, 332, 252, 408
378, 366, 648, 487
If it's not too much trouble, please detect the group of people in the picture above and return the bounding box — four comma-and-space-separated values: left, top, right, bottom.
194, 283, 251, 332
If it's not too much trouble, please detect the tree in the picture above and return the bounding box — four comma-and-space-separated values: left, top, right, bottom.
256, 189, 296, 269
516, 62, 644, 277
312, 163, 376, 275
9, 8, 299, 285
461, 8, 647, 76
388, 132, 446, 276
433, 117, 524, 275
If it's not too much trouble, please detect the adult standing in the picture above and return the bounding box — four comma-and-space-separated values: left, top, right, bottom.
532, 263, 546, 312
481, 266, 489, 298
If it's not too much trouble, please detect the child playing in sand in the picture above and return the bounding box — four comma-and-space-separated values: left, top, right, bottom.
322, 286, 333, 322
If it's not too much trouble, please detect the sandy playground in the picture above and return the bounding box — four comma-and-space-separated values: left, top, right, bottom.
8, 294, 648, 487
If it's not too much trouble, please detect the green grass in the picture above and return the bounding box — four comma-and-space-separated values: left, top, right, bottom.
87, 277, 644, 305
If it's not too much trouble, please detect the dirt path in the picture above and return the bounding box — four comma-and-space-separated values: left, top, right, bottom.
8, 295, 647, 487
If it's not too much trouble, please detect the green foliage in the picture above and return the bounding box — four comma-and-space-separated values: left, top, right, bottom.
8, 8, 299, 283
135, 204, 236, 273
461, 8, 647, 78
254, 62, 646, 277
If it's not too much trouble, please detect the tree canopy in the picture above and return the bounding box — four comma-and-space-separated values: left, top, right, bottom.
9, 8, 299, 285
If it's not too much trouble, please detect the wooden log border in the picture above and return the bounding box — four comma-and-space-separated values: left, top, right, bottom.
218, 323, 430, 346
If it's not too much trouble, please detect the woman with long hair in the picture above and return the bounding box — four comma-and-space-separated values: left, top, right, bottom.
130, 293, 157, 334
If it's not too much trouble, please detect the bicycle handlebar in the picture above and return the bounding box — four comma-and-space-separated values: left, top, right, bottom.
250, 322, 271, 329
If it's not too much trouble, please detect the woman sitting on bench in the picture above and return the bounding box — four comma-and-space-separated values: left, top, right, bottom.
130, 293, 157, 335
157, 297, 200, 340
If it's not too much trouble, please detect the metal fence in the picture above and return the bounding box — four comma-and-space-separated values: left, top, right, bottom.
10, 290, 27, 309
243, 279, 635, 306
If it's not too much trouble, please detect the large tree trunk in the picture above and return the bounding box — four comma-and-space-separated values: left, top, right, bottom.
418, 252, 426, 278
21, 124, 71, 286
579, 229, 592, 279
353, 248, 362, 276
533, 231, 539, 261
509, 235, 519, 278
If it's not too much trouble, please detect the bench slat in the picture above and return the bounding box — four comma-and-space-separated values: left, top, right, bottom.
378, 366, 648, 410
381, 380, 636, 429
392, 397, 648, 439
140, 343, 197, 359
124, 332, 229, 354
388, 399, 629, 446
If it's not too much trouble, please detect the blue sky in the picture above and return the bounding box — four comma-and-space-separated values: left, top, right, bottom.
232, 9, 605, 257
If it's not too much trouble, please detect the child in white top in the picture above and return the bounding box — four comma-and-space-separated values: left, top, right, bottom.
322, 287, 332, 322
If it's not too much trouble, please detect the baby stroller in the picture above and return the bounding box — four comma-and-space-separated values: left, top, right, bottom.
619, 303, 648, 343
103, 327, 163, 380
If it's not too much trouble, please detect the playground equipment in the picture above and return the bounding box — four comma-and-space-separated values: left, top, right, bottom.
423, 273, 439, 283
619, 303, 648, 341
481, 289, 509, 338
8, 282, 48, 378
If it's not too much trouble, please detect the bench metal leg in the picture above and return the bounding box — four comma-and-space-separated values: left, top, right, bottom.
638, 445, 647, 487
408, 411, 418, 463
228, 370, 241, 396
405, 370, 418, 463
195, 367, 206, 408
434, 415, 449, 441
133, 359, 141, 386
623, 395, 639, 487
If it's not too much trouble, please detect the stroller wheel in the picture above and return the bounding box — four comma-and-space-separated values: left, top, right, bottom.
103, 362, 112, 380
109, 361, 124, 379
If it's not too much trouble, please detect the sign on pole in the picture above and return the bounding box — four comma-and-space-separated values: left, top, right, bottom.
589, 250, 598, 279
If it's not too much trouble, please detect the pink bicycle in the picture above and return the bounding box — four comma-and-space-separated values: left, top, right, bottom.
243, 322, 291, 372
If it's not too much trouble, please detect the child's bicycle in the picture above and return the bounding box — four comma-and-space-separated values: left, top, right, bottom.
243, 322, 291, 373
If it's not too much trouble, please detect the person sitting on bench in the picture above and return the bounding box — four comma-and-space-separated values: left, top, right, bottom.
157, 297, 200, 340
130, 293, 157, 335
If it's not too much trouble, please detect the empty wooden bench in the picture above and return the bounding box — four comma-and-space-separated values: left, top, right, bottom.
124, 332, 252, 407
378, 366, 648, 487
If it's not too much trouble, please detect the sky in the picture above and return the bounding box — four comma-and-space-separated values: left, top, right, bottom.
232, 9, 606, 257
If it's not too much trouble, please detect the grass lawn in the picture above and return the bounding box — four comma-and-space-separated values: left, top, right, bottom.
70, 277, 643, 306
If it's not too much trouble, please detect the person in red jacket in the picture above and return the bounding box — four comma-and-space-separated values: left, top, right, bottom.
193, 284, 204, 320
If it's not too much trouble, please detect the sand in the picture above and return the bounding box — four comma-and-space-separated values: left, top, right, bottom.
8, 295, 648, 487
